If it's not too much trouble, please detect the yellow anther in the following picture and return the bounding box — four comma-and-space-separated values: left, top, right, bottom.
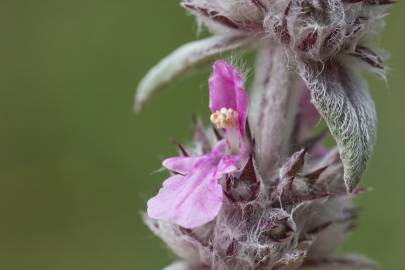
210, 108, 238, 129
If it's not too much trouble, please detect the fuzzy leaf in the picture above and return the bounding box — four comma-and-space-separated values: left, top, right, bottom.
301, 255, 377, 269
134, 35, 251, 111
162, 262, 208, 270
181, 0, 264, 32
298, 61, 376, 192
274, 240, 312, 270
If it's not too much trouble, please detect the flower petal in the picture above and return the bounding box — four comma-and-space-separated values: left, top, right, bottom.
298, 83, 328, 159
147, 165, 223, 228
311, 145, 329, 159
209, 60, 248, 135
134, 35, 251, 111
298, 60, 377, 192
163, 156, 204, 175
299, 81, 321, 130
210, 139, 227, 154
216, 156, 239, 176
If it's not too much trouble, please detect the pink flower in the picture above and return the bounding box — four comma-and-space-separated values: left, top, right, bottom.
298, 82, 328, 159
298, 82, 320, 132
209, 60, 248, 138
147, 60, 249, 228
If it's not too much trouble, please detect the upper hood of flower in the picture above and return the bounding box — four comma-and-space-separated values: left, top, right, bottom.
209, 60, 249, 137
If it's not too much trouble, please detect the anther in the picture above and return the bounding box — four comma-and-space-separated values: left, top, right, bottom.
210, 108, 238, 129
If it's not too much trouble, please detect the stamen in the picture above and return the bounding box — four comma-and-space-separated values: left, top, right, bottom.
210, 108, 238, 129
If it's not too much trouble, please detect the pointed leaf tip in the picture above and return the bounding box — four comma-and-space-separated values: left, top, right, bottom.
133, 101, 144, 113
162, 262, 208, 270
302, 255, 377, 269
299, 61, 377, 193
134, 35, 252, 111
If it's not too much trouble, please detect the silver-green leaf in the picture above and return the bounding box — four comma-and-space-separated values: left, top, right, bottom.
298, 61, 377, 192
162, 262, 206, 270
300, 255, 376, 269
134, 35, 252, 112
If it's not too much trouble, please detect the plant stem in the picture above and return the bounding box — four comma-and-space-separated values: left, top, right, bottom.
251, 46, 299, 183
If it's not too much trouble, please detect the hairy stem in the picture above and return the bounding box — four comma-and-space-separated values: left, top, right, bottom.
251, 46, 299, 183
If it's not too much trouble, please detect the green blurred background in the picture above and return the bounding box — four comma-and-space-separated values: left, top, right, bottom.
0, 1, 403, 269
